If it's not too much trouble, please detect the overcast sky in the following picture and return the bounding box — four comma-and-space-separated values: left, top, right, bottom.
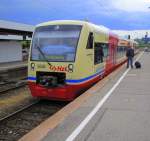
0, 0, 150, 30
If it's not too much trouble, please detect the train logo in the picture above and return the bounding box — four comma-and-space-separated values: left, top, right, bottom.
49, 64, 73, 73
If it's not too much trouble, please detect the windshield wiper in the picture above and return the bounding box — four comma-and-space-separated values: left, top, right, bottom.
36, 45, 52, 67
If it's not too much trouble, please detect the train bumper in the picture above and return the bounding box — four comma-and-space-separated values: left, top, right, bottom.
28, 82, 78, 101
28, 73, 102, 101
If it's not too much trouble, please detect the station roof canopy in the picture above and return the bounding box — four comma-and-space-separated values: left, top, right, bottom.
0, 20, 34, 37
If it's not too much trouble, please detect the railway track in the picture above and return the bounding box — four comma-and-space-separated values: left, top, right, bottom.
0, 100, 68, 141
0, 80, 27, 94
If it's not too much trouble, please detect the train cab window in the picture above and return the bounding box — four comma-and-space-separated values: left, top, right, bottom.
94, 43, 108, 65
86, 32, 93, 49
31, 25, 82, 62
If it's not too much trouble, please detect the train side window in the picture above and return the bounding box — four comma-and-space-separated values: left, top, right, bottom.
94, 43, 109, 65
102, 43, 109, 57
117, 46, 126, 58
86, 32, 93, 49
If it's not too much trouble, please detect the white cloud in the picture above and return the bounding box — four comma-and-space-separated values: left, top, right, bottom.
87, 0, 120, 17
112, 0, 150, 12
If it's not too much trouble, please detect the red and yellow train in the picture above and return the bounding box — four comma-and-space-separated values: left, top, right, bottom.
28, 20, 135, 101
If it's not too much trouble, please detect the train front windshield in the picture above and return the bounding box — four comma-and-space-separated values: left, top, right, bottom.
31, 25, 82, 62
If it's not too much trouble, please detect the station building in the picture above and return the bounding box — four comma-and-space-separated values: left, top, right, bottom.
0, 20, 34, 63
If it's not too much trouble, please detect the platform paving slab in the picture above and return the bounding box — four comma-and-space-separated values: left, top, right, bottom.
86, 110, 150, 141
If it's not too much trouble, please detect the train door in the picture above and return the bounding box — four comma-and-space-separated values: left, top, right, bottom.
85, 32, 94, 73
105, 34, 118, 73
93, 33, 106, 77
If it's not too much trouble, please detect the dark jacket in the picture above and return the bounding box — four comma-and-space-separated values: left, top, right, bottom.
126, 48, 134, 58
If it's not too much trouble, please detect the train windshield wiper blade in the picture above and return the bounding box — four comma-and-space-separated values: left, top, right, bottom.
36, 45, 52, 67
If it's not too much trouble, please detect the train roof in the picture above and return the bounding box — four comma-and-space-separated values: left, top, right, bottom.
36, 20, 116, 36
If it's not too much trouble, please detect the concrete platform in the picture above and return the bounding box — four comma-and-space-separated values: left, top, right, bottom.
0, 61, 27, 71
20, 52, 150, 141
0, 61, 27, 81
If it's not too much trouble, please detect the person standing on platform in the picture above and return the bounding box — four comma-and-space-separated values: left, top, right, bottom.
126, 45, 134, 68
